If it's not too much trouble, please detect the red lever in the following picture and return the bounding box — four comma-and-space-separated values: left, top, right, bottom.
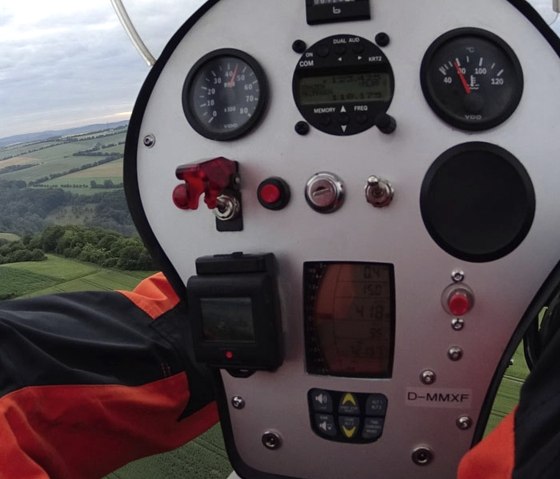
173, 157, 238, 210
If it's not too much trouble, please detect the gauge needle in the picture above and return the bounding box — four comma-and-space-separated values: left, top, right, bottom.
227, 63, 239, 88
453, 61, 472, 95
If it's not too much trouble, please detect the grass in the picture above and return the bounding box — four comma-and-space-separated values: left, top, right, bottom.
0, 255, 154, 298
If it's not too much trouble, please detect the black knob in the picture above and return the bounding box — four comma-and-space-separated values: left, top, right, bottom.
375, 113, 397, 134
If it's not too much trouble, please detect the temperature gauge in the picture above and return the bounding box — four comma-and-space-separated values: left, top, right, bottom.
421, 28, 523, 131
182, 49, 268, 141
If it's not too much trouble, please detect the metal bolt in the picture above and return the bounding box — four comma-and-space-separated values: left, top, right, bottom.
262, 431, 282, 450
451, 318, 465, 331
456, 416, 473, 430
412, 446, 434, 466
448, 346, 464, 361
420, 370, 437, 385
451, 270, 465, 283
143, 134, 156, 148
214, 194, 241, 221
231, 396, 245, 410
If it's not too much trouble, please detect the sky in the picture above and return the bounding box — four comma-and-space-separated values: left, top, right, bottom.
0, 0, 558, 139
0, 0, 204, 138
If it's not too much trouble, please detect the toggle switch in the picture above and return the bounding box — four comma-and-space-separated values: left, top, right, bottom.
173, 157, 239, 211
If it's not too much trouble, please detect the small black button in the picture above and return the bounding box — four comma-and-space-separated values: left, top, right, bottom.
366, 394, 388, 416
339, 416, 360, 439
334, 44, 347, 56
362, 417, 384, 440
310, 389, 333, 413
352, 44, 365, 54
339, 393, 360, 415
356, 112, 369, 125
318, 45, 330, 58
315, 414, 337, 437
320, 115, 332, 127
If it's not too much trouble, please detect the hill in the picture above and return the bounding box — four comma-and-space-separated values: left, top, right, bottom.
0, 121, 129, 148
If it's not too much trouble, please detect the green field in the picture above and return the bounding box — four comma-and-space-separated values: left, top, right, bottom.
0, 129, 126, 189
0, 255, 151, 298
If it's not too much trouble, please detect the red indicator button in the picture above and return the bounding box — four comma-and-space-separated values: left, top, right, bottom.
260, 183, 282, 204
443, 286, 474, 316
257, 177, 291, 210
225, 351, 234, 360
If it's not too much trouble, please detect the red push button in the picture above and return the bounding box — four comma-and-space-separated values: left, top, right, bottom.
443, 286, 474, 316
257, 177, 291, 210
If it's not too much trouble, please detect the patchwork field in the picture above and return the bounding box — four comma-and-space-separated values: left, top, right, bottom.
0, 128, 126, 190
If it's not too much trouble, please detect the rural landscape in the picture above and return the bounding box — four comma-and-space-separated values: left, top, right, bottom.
0, 122, 526, 476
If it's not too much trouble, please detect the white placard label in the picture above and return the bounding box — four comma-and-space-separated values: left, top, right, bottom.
406, 388, 472, 409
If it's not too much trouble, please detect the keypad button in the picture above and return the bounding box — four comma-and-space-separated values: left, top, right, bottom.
366, 394, 388, 416
315, 414, 337, 437
362, 417, 385, 440
339, 393, 360, 415
310, 389, 333, 413
339, 416, 360, 439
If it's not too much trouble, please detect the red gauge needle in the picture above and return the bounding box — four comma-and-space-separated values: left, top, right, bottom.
227, 63, 239, 88
453, 61, 472, 95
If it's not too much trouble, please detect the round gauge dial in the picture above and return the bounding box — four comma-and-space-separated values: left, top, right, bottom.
182, 49, 268, 141
421, 28, 523, 131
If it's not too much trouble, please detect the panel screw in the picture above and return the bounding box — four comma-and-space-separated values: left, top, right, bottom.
143, 134, 156, 148
292, 39, 307, 54
262, 431, 282, 450
451, 270, 465, 283
448, 346, 464, 361
295, 121, 310, 136
231, 396, 245, 410
451, 318, 465, 331
420, 370, 437, 385
457, 416, 473, 430
412, 446, 434, 466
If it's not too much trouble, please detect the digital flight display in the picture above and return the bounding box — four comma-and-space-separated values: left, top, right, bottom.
298, 73, 391, 106
304, 262, 395, 377
200, 297, 256, 343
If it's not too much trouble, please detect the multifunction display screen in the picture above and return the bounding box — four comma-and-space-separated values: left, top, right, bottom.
200, 297, 256, 342
304, 262, 395, 377
298, 73, 391, 106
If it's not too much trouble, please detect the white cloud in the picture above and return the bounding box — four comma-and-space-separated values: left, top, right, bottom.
0, 0, 204, 138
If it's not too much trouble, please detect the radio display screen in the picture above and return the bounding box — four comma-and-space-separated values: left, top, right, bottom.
298, 73, 391, 106
304, 262, 395, 377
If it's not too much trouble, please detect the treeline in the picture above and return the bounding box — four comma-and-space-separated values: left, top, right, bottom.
37, 225, 154, 270
28, 153, 122, 186
0, 239, 46, 265
0, 181, 136, 236
0, 226, 153, 270
0, 164, 38, 175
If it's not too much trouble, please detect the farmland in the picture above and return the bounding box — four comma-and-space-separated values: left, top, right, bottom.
0, 127, 126, 188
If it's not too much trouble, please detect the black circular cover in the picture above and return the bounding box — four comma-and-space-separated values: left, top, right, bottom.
420, 142, 535, 262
